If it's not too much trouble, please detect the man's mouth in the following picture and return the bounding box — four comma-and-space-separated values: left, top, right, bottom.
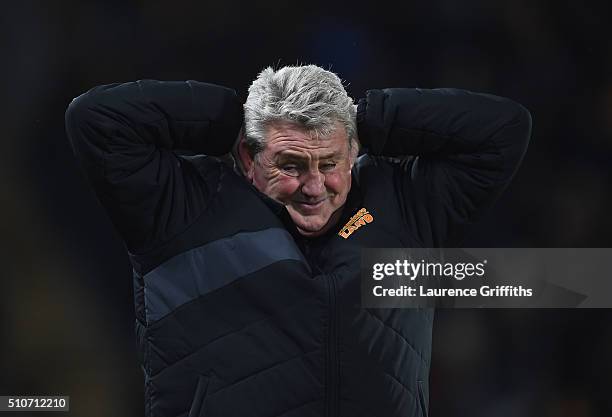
293, 199, 326, 213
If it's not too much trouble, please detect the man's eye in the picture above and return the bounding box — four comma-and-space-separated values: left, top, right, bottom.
281, 165, 300, 176
320, 163, 337, 171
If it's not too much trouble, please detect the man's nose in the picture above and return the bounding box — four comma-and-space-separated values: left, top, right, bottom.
301, 169, 326, 197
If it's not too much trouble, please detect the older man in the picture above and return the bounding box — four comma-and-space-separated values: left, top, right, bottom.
65, 65, 531, 417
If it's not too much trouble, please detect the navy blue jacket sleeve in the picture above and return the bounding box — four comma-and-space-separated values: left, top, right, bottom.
65, 80, 243, 253
357, 88, 532, 246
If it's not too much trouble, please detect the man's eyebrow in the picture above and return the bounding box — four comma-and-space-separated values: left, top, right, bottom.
275, 151, 340, 160
276, 151, 305, 160
319, 152, 339, 160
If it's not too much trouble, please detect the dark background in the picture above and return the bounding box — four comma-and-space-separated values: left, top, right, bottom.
2, 1, 611, 416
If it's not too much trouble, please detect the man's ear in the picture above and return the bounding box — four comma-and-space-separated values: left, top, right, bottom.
237, 134, 255, 180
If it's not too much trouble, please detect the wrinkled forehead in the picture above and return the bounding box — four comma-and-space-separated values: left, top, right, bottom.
263, 121, 350, 158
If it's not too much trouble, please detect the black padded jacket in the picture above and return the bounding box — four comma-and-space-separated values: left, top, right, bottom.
65, 80, 531, 417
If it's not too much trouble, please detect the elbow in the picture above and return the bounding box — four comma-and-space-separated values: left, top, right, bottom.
65, 92, 91, 148
65, 83, 116, 130
507, 100, 533, 151
64, 91, 107, 181
65, 92, 89, 128
64, 90, 103, 156
510, 100, 532, 134
493, 97, 532, 151
494, 99, 532, 175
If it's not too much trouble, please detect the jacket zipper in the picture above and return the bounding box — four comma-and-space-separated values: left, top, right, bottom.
326, 273, 339, 417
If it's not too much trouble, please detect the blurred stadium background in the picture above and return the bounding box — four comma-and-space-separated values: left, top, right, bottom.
1, 1, 611, 416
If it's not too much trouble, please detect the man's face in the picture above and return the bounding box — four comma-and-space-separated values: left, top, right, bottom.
242, 122, 355, 237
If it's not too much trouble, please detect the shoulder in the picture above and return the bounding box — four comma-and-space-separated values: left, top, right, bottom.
350, 154, 409, 213
352, 154, 405, 187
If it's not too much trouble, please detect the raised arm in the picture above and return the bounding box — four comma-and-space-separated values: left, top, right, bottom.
65, 80, 243, 253
356, 88, 532, 246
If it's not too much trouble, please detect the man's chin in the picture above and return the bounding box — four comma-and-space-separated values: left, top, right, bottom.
288, 205, 344, 237
288, 212, 327, 236
296, 225, 326, 237
293, 218, 326, 236
290, 211, 341, 238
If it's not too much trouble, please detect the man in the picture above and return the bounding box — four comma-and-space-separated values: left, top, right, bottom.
65, 65, 531, 417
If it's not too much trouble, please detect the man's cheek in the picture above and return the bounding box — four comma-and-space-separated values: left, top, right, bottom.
270, 177, 300, 200
325, 172, 348, 194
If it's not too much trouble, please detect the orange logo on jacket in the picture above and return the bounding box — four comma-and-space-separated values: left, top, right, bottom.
338, 208, 374, 239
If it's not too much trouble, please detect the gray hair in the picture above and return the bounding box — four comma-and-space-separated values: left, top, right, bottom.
243, 65, 357, 156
